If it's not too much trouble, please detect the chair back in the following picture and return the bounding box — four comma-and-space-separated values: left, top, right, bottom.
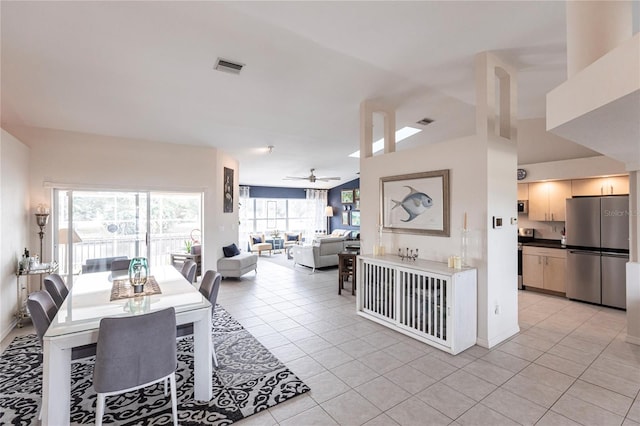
26, 291, 58, 345
181, 260, 197, 283
110, 258, 131, 272
93, 307, 177, 393
43, 274, 68, 308
198, 270, 222, 305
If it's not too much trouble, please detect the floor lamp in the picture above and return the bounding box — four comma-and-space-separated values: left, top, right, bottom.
325, 206, 334, 234
35, 210, 50, 262
35, 206, 50, 287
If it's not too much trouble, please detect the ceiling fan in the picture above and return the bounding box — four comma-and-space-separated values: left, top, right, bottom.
284, 168, 341, 183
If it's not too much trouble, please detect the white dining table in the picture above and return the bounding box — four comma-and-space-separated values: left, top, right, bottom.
41, 265, 213, 426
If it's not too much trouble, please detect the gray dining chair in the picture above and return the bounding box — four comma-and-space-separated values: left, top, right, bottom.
181, 260, 197, 284
27, 290, 95, 422
93, 307, 178, 426
110, 258, 131, 272
43, 273, 68, 308
176, 270, 221, 367
27, 291, 58, 346
29, 290, 97, 364
27, 290, 97, 359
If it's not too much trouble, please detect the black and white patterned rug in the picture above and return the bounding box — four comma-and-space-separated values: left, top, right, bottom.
0, 306, 310, 425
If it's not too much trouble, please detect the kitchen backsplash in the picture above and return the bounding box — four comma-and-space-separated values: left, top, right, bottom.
517, 215, 565, 240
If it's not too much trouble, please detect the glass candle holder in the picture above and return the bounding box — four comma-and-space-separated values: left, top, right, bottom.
128, 257, 149, 293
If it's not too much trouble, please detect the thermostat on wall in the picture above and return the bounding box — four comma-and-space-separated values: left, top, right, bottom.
493, 216, 503, 228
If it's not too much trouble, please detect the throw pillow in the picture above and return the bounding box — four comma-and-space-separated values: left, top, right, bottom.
252, 236, 262, 244
287, 234, 298, 241
223, 243, 241, 257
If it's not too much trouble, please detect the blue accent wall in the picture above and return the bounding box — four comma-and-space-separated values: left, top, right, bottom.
248, 186, 306, 199
327, 178, 360, 234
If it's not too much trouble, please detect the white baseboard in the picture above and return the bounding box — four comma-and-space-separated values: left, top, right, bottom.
476, 324, 520, 349
626, 334, 640, 346
1, 319, 18, 343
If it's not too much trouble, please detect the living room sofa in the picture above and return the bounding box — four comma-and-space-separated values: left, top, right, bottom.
292, 236, 347, 271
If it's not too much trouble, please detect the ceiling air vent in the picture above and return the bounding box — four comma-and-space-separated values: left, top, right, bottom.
214, 58, 244, 75
416, 117, 434, 126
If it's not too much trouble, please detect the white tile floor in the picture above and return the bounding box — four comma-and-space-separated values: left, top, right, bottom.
3, 258, 639, 426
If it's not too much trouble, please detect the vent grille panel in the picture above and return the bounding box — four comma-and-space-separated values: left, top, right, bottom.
215, 58, 244, 74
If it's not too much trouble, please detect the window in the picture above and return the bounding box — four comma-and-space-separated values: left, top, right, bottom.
54, 189, 202, 278
239, 198, 317, 244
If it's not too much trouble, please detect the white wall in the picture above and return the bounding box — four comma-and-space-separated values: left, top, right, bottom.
485, 135, 519, 346
6, 126, 239, 274
360, 134, 519, 347
1, 129, 30, 340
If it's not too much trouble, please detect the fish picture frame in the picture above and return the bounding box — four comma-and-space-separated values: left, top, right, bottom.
380, 169, 450, 236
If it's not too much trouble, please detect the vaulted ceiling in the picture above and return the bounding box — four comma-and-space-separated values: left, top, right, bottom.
3, 1, 623, 188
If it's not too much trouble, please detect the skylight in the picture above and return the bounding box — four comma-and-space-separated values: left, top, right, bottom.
349, 126, 422, 158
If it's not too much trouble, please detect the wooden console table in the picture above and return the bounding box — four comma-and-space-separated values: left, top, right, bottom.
357, 254, 477, 355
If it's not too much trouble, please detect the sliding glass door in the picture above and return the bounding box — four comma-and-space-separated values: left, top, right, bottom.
54, 189, 201, 279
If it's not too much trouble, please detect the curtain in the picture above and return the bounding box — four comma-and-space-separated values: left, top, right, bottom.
238, 186, 251, 250
305, 189, 328, 241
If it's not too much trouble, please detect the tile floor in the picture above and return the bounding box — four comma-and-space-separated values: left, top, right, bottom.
2, 258, 639, 426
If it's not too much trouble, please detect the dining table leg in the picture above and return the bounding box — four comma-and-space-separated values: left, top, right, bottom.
42, 339, 72, 426
192, 305, 213, 401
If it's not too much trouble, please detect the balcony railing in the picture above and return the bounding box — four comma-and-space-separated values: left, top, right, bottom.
56, 234, 193, 275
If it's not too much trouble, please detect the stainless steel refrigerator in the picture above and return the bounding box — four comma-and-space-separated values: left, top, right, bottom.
565, 196, 629, 309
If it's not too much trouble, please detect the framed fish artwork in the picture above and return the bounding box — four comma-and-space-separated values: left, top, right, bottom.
380, 169, 450, 236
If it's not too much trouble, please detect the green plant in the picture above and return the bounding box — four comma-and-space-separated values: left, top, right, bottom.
184, 240, 192, 253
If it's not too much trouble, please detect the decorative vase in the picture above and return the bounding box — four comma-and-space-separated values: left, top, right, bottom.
128, 257, 149, 293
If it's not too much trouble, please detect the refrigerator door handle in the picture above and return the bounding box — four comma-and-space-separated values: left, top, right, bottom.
601, 252, 629, 259
568, 250, 601, 256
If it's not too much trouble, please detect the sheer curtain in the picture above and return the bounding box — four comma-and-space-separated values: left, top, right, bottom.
238, 186, 251, 251
305, 189, 328, 241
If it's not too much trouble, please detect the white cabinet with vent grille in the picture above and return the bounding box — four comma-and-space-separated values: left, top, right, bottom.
357, 255, 477, 355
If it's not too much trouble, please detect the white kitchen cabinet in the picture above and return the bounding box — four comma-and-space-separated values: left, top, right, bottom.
522, 246, 567, 293
528, 180, 572, 221
357, 255, 477, 355
571, 176, 629, 196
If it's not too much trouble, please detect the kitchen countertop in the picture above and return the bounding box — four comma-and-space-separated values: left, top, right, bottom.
521, 239, 565, 249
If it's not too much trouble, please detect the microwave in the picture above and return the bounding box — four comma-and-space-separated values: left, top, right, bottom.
517, 200, 528, 214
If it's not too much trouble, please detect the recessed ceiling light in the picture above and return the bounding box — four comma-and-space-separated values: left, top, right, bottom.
349, 127, 422, 158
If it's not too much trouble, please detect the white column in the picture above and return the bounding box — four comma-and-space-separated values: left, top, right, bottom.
627, 170, 640, 345
359, 101, 373, 159
475, 53, 517, 142
566, 0, 633, 77
359, 100, 396, 158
